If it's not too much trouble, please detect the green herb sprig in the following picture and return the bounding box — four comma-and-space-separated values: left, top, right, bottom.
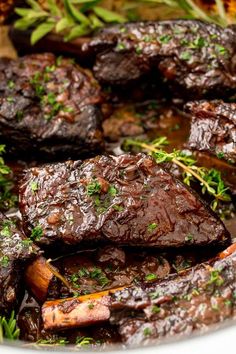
0, 311, 20, 343
124, 137, 231, 210
14, 0, 233, 45
76, 336, 94, 347
14, 0, 126, 44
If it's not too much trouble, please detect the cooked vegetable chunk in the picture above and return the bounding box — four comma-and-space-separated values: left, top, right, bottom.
0, 53, 104, 160
19, 154, 230, 248
42, 244, 236, 346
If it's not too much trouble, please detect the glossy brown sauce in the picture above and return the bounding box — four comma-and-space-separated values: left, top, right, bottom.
16, 99, 235, 346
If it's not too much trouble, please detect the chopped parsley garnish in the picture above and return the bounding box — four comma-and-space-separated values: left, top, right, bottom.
207, 270, 224, 287
108, 186, 118, 197
71, 266, 110, 288
152, 305, 161, 314
116, 43, 126, 50
1, 255, 10, 268
215, 44, 228, 56
135, 46, 142, 55
0, 222, 11, 237
7, 80, 15, 89
143, 327, 152, 336
159, 34, 172, 44
21, 238, 33, 247
180, 51, 192, 61
112, 204, 124, 212
147, 223, 158, 232
87, 180, 101, 196
145, 273, 157, 281
30, 225, 43, 241
189, 36, 206, 49
45, 64, 56, 73
88, 303, 95, 310
224, 299, 232, 306
217, 151, 225, 159
185, 234, 194, 242
144, 35, 152, 42
30, 181, 38, 192
6, 96, 14, 103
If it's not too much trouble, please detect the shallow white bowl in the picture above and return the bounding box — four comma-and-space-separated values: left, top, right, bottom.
1, 321, 235, 354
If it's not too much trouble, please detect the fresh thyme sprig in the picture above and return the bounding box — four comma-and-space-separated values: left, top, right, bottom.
14, 0, 234, 44
0, 311, 20, 343
124, 137, 231, 210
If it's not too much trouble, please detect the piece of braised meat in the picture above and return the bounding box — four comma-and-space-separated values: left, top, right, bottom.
109, 243, 236, 346
0, 53, 104, 160
19, 153, 230, 248
0, 212, 39, 315
83, 20, 236, 98
185, 100, 236, 164
41, 243, 236, 344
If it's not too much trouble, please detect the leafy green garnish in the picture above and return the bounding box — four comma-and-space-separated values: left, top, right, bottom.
14, 0, 234, 44
35, 338, 69, 346
71, 266, 110, 288
87, 180, 101, 196
30, 225, 43, 241
76, 336, 94, 347
14, 0, 126, 44
207, 270, 224, 286
145, 273, 157, 281
124, 137, 231, 211
0, 312, 20, 343
147, 223, 158, 232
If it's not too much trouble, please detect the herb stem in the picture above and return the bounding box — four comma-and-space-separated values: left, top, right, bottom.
215, 0, 228, 26
125, 138, 231, 206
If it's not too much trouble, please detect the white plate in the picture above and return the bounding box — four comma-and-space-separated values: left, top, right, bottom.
1, 321, 235, 354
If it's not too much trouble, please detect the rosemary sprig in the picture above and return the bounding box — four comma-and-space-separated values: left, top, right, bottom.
14, 0, 233, 44
0, 311, 20, 343
124, 137, 231, 210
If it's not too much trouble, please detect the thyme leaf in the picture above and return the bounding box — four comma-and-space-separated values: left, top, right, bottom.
124, 137, 231, 210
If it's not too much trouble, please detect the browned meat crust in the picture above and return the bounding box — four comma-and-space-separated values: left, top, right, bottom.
0, 53, 104, 160
110, 243, 236, 346
19, 154, 230, 248
186, 100, 236, 164
84, 20, 236, 98
0, 212, 39, 315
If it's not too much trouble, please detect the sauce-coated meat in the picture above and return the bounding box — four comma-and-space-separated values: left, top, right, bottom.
0, 53, 104, 160
109, 244, 236, 346
0, 212, 39, 315
186, 100, 236, 164
84, 20, 236, 98
19, 154, 230, 248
